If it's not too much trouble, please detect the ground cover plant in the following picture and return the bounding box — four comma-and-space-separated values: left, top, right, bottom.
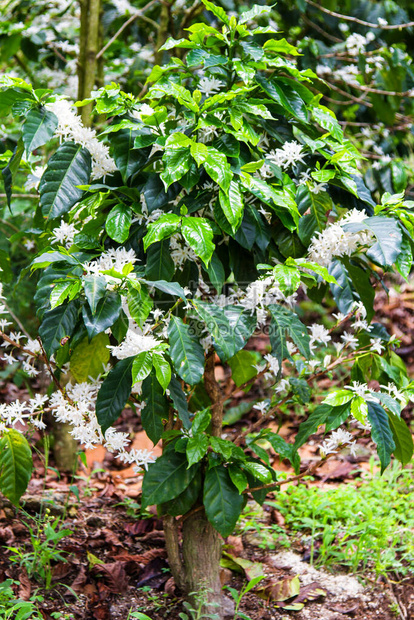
1, 0, 414, 618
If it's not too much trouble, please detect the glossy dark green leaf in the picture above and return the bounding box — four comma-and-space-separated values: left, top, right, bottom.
142, 450, 198, 507
182, 217, 214, 266
131, 351, 153, 384
111, 128, 148, 181
168, 316, 205, 385
1, 138, 24, 208
82, 291, 122, 339
294, 404, 332, 450
22, 107, 58, 153
186, 434, 209, 467
203, 466, 244, 537
83, 275, 107, 315
127, 283, 153, 327
367, 402, 396, 473
161, 147, 192, 189
266, 433, 300, 474
141, 372, 169, 444
105, 203, 132, 243
387, 412, 413, 466
39, 300, 79, 357
39, 142, 91, 219
96, 357, 135, 434
143, 213, 181, 250
162, 469, 202, 516
268, 304, 310, 365
168, 375, 191, 428
0, 429, 33, 506
145, 240, 175, 281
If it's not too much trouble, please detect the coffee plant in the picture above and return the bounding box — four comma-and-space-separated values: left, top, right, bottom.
1, 2, 414, 615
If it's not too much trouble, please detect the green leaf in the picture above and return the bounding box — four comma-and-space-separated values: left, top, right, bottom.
39, 300, 79, 357
70, 333, 110, 382
141, 372, 169, 444
325, 402, 351, 432
143, 214, 181, 250
192, 408, 211, 435
242, 461, 272, 483
152, 353, 171, 392
323, 390, 353, 407
193, 302, 233, 362
39, 142, 91, 219
350, 396, 368, 424
142, 450, 198, 507
387, 413, 413, 466
161, 147, 192, 189
200, 0, 229, 24
83, 275, 107, 315
22, 107, 58, 153
96, 357, 134, 434
205, 253, 225, 294
132, 351, 153, 384
168, 316, 205, 385
182, 217, 214, 266
294, 404, 332, 450
127, 284, 153, 328
145, 240, 175, 281
219, 180, 244, 232
1, 139, 24, 208
266, 433, 300, 474
228, 465, 248, 493
82, 291, 122, 339
191, 142, 232, 191
168, 375, 191, 429
111, 128, 147, 181
0, 430, 33, 506
268, 304, 310, 365
50, 281, 77, 309
228, 350, 258, 387
162, 470, 202, 516
343, 216, 402, 267
263, 38, 300, 55
311, 106, 343, 141
105, 204, 132, 243
297, 187, 330, 246
203, 466, 244, 537
367, 402, 396, 473
186, 434, 209, 467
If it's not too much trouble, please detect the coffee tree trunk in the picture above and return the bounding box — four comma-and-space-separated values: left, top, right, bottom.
163, 351, 233, 619
78, 0, 101, 126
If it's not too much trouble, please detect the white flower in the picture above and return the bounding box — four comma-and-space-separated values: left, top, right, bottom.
50, 221, 77, 248
346, 381, 369, 398
340, 331, 358, 350
377, 17, 388, 27
198, 77, 224, 96
109, 329, 161, 361
253, 401, 269, 414
264, 354, 280, 375
267, 141, 305, 168
345, 33, 368, 55
320, 428, 356, 456
309, 324, 331, 348
308, 212, 373, 267
46, 98, 117, 179
370, 337, 385, 354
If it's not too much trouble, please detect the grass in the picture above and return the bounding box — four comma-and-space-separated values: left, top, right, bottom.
238, 459, 414, 577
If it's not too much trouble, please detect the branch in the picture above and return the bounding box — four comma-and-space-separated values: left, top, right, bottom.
0, 194, 38, 199
96, 0, 160, 59
305, 0, 414, 30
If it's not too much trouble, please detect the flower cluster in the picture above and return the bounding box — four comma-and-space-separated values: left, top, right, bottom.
320, 428, 356, 457
46, 99, 117, 179
308, 209, 374, 267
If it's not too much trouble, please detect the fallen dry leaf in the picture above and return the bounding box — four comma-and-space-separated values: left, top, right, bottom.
93, 561, 129, 593
17, 568, 31, 601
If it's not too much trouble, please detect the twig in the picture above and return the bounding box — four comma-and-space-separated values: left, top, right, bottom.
37, 337, 72, 402
2, 302, 31, 339
305, 0, 414, 30
0, 194, 38, 199
0, 330, 40, 358
302, 14, 343, 43
96, 0, 160, 59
